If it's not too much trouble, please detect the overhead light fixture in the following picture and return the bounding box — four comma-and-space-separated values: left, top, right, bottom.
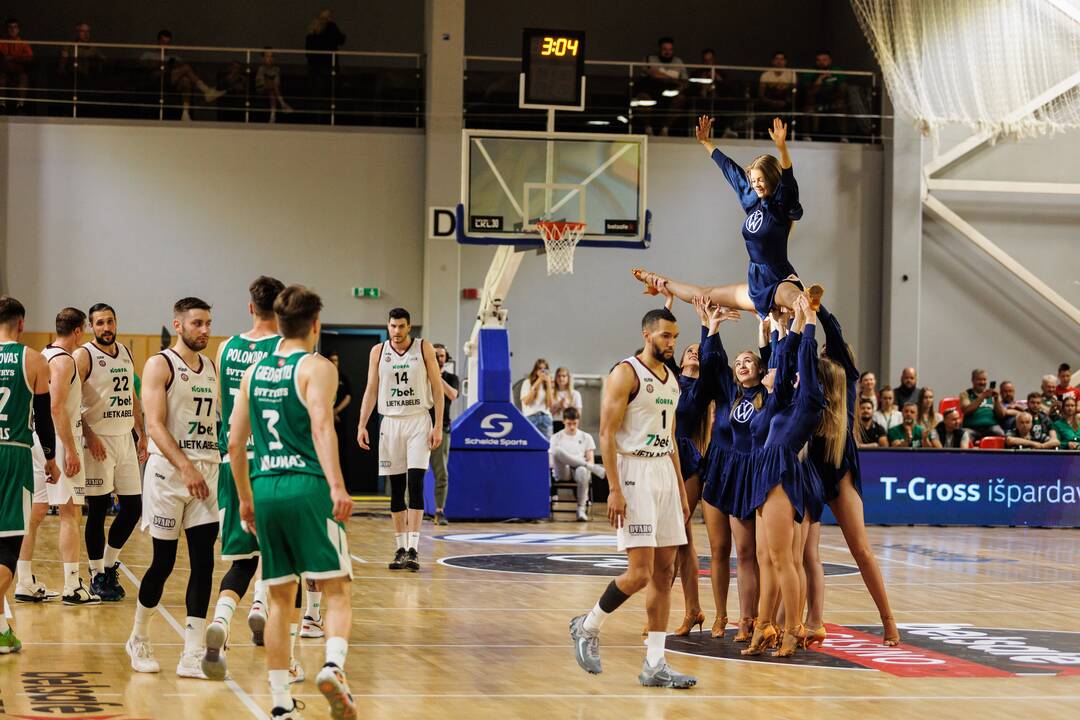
587, 120, 610, 126
616, 115, 629, 124
630, 98, 657, 107
688, 77, 714, 85
661, 89, 680, 97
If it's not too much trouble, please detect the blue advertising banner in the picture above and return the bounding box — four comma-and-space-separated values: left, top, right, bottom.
821, 450, 1080, 527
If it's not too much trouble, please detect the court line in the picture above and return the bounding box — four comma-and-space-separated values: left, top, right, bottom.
350, 554, 367, 564
118, 563, 267, 720
820, 543, 930, 569
155, 693, 1080, 701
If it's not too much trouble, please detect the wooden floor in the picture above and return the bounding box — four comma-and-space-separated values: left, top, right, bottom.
3, 505, 1079, 720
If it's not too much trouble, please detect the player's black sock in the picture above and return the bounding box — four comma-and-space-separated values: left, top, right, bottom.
84, 495, 112, 565
219, 556, 259, 598
107, 494, 142, 551
184, 523, 219, 618
138, 538, 179, 608
295, 581, 303, 609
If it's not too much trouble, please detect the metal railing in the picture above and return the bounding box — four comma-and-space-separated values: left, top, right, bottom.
0, 40, 424, 127
465, 56, 883, 143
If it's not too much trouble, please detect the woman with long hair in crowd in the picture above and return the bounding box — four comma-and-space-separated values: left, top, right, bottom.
874, 386, 902, 434
520, 358, 554, 438
916, 387, 942, 431
803, 305, 900, 647
551, 367, 582, 434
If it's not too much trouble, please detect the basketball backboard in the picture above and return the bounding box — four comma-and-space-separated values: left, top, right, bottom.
456, 129, 650, 249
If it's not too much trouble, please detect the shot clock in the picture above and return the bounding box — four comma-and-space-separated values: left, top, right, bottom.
520, 28, 586, 110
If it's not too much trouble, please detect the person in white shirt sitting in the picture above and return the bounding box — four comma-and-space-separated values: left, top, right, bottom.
548, 407, 605, 522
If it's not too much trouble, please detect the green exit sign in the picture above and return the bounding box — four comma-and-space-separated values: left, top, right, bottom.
352, 287, 380, 298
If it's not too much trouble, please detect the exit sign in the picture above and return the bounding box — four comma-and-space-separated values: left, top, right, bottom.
352, 287, 380, 298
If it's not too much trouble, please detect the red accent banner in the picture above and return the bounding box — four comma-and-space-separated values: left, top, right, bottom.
816, 624, 1014, 678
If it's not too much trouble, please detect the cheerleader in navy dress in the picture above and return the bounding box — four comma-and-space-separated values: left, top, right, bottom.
633, 116, 823, 319
742, 298, 825, 659
803, 305, 900, 647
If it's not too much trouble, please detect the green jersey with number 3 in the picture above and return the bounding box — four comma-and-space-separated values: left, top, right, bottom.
0, 341, 34, 447
249, 350, 323, 480
218, 333, 280, 454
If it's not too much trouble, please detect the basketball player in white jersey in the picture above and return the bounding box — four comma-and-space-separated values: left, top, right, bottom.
126, 297, 220, 679
15, 308, 100, 605
357, 307, 443, 571
74, 303, 148, 601
570, 307, 697, 688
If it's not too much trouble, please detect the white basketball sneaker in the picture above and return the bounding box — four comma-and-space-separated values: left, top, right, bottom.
177, 649, 209, 679
126, 635, 160, 673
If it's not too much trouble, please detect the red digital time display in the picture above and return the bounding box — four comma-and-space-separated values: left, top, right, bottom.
522, 28, 586, 107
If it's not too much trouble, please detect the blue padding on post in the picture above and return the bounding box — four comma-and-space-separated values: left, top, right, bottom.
478, 328, 510, 403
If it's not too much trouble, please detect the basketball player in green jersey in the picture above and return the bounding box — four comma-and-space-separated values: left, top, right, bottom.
202, 276, 292, 679
0, 296, 61, 654
229, 285, 355, 720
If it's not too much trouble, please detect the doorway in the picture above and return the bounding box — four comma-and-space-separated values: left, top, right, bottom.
319, 326, 387, 494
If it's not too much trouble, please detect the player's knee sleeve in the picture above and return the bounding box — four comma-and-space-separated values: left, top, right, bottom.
84, 495, 112, 560
219, 556, 259, 597
108, 494, 142, 548
184, 523, 219, 618
406, 468, 425, 510
138, 537, 179, 608
389, 473, 407, 512
0, 536, 21, 573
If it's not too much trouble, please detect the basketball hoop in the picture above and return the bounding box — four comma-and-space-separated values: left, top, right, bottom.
535, 220, 586, 275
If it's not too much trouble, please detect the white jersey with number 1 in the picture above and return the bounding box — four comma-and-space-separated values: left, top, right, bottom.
615, 355, 680, 458
377, 338, 433, 417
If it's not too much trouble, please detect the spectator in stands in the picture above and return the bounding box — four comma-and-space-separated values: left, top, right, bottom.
1056, 363, 1078, 400
998, 380, 1023, 431
893, 367, 919, 408
1039, 374, 1062, 417
959, 369, 1006, 439
915, 386, 941, 430
549, 407, 605, 522
140, 30, 225, 121
1026, 392, 1056, 442
689, 48, 724, 127
216, 60, 249, 120
305, 9, 346, 111
857, 371, 878, 411
1006, 411, 1059, 450
873, 386, 902, 434
550, 367, 582, 434
521, 358, 554, 438
758, 50, 795, 113
856, 398, 887, 448
889, 402, 925, 447
802, 49, 847, 140
57, 22, 106, 90
256, 48, 293, 122
1053, 395, 1080, 449
934, 408, 973, 449
636, 36, 687, 137
429, 343, 459, 526
0, 18, 32, 114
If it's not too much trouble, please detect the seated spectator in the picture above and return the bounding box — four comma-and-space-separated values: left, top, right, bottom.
934, 408, 973, 449
959, 368, 1006, 439
549, 407, 606, 522
888, 401, 926, 447
1006, 411, 1059, 450
915, 386, 942, 430
802, 49, 847, 140
305, 9, 346, 111
758, 51, 795, 114
873, 386, 902, 434
520, 358, 554, 439
893, 367, 919, 408
855, 398, 887, 448
256, 48, 293, 122
216, 60, 249, 120
550, 367, 582, 434
139, 29, 225, 121
0, 18, 33, 114
57, 22, 106, 89
1053, 395, 1080, 450
1056, 363, 1078, 400
998, 380, 1022, 432
857, 371, 878, 411
1039, 374, 1062, 418
636, 36, 687, 136
1026, 392, 1056, 442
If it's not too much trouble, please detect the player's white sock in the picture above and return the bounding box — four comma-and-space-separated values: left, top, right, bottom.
289, 622, 298, 657
184, 617, 206, 655
306, 591, 322, 620
582, 602, 610, 635
89, 558, 105, 577
646, 631, 666, 665
394, 533, 405, 550
103, 545, 122, 568
253, 580, 267, 607
16, 560, 32, 587
133, 601, 156, 638
325, 636, 348, 669
63, 562, 80, 594
268, 668, 292, 709
407, 532, 420, 551
0, 615, 9, 633
213, 596, 237, 628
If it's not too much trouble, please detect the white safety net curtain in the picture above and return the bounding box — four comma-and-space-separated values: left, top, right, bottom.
850, 0, 1080, 138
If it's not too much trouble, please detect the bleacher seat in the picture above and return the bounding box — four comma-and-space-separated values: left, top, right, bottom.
939, 396, 960, 414
977, 436, 1005, 449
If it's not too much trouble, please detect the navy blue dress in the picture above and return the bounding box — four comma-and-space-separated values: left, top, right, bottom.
711, 147, 804, 319
808, 305, 862, 504
701, 331, 767, 519
747, 324, 825, 522
674, 327, 719, 480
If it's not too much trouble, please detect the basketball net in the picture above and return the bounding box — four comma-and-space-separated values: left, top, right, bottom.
850, 0, 1080, 140
536, 221, 586, 275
